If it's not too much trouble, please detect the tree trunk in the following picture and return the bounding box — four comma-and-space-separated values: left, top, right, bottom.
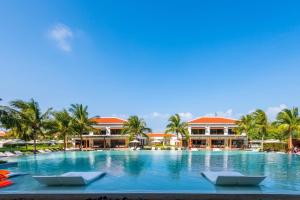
104, 137, 106, 149
33, 131, 37, 154
288, 132, 293, 152
80, 133, 83, 151
64, 134, 67, 151
261, 134, 264, 152
176, 131, 179, 147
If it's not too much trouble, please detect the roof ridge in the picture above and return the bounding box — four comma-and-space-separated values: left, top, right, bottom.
188, 116, 237, 122
91, 116, 127, 121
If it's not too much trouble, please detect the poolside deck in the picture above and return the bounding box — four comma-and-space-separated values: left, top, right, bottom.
1, 193, 300, 200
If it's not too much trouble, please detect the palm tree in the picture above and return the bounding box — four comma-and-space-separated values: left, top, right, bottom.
69, 104, 95, 151
237, 114, 256, 139
50, 109, 74, 151
0, 99, 52, 154
165, 114, 189, 147
122, 116, 151, 144
253, 109, 268, 150
275, 107, 300, 151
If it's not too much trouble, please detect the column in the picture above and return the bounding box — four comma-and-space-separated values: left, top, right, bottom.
125, 138, 129, 148
207, 138, 211, 149
106, 126, 111, 135
224, 127, 228, 136
205, 126, 210, 135
224, 139, 228, 149
90, 139, 93, 148
188, 127, 192, 135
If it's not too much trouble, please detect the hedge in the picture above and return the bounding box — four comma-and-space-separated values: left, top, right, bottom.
263, 143, 287, 152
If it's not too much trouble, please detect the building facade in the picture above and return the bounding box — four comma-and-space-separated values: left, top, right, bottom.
187, 117, 247, 149
74, 117, 129, 149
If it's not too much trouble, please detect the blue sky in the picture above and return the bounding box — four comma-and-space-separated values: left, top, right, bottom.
1, 0, 300, 131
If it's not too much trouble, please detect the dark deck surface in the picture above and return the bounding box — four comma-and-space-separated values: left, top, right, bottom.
1, 193, 300, 200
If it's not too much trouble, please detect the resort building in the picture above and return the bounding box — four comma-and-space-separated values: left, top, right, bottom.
187, 117, 247, 149
146, 133, 178, 146
73, 117, 129, 149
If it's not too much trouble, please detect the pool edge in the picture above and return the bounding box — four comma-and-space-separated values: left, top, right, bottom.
1, 193, 300, 200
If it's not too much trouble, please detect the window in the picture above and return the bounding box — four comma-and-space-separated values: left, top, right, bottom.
111, 139, 126, 148
111, 129, 122, 135
210, 129, 224, 135
192, 140, 206, 145
100, 129, 106, 135
228, 129, 236, 135
191, 129, 205, 135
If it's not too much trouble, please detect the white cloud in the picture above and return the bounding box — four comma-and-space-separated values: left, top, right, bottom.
205, 109, 235, 118
247, 104, 287, 120
143, 112, 170, 119
178, 112, 193, 120
266, 104, 287, 120
48, 23, 73, 52
142, 112, 193, 121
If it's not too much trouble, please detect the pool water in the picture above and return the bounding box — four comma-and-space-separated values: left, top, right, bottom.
2, 150, 300, 194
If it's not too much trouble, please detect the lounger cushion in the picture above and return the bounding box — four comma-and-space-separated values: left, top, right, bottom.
33, 172, 105, 186
201, 171, 266, 186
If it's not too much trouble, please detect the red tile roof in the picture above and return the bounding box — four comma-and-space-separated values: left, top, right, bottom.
91, 117, 127, 124
147, 133, 175, 137
189, 117, 237, 124
0, 130, 6, 137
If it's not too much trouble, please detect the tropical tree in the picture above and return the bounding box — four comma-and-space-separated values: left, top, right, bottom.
122, 115, 151, 143
275, 107, 300, 151
165, 114, 189, 147
252, 109, 269, 150
49, 109, 74, 151
237, 114, 257, 139
0, 99, 52, 154
69, 104, 95, 151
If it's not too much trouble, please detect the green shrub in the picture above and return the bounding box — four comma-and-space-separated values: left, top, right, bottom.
263, 143, 287, 152
143, 146, 152, 150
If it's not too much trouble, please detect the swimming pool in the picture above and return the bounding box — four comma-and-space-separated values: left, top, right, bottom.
2, 150, 300, 194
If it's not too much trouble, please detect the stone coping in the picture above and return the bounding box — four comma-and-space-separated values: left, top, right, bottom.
0, 193, 300, 200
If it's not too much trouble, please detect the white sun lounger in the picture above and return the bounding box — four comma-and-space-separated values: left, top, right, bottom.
33, 172, 106, 186
8, 172, 28, 178
4, 151, 16, 157
14, 151, 23, 155
38, 150, 47, 153
201, 171, 266, 186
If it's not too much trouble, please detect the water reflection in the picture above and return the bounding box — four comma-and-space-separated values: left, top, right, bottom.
167, 152, 188, 179
4, 150, 300, 193
122, 153, 147, 176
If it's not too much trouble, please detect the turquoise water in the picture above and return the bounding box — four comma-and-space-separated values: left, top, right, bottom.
2, 150, 300, 194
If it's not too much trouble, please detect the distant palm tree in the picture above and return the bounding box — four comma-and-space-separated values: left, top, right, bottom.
237, 114, 256, 139
0, 105, 33, 149
275, 107, 300, 151
253, 109, 268, 150
0, 99, 52, 154
69, 104, 95, 151
122, 116, 151, 143
50, 109, 74, 151
165, 114, 189, 147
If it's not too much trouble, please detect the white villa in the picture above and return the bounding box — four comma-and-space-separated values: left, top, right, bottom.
187, 117, 247, 149
73, 117, 129, 149
73, 116, 247, 150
